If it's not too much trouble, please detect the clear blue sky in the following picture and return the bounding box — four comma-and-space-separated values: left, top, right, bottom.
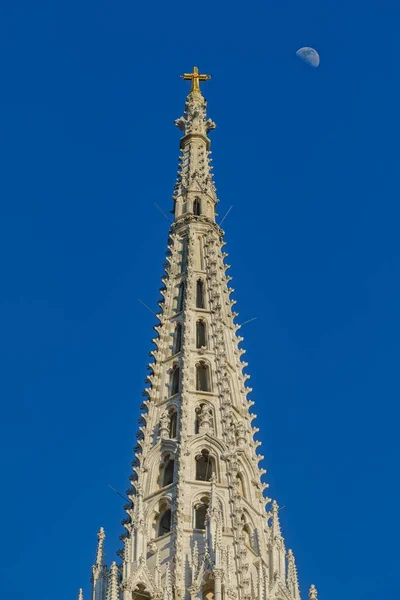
0, 1, 397, 598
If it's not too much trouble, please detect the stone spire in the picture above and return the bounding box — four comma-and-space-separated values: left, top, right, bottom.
309, 584, 318, 600
91, 527, 108, 600
271, 500, 282, 538
95, 527, 106, 567
287, 549, 300, 600
78, 68, 318, 600
78, 589, 84, 600
173, 67, 217, 222
106, 562, 120, 600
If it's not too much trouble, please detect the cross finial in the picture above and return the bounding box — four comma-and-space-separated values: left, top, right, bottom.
180, 66, 211, 94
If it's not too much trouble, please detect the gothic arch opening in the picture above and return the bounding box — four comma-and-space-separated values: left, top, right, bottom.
194, 496, 209, 530
169, 408, 177, 439
193, 197, 201, 216
132, 585, 152, 600
177, 282, 184, 312
160, 455, 174, 487
158, 508, 172, 536
197, 236, 204, 271
196, 361, 211, 392
174, 322, 182, 354
195, 449, 214, 481
180, 236, 188, 272
196, 320, 207, 348
170, 364, 180, 396
202, 577, 215, 600
196, 279, 205, 309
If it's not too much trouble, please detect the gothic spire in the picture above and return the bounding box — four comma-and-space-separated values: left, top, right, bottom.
95, 527, 106, 567
309, 584, 318, 600
78, 589, 84, 600
173, 66, 217, 220
271, 500, 282, 539
79, 67, 318, 600
106, 562, 120, 600
91, 528, 108, 600
287, 549, 300, 600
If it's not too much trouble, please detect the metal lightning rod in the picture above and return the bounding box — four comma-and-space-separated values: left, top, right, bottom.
219, 205, 233, 226
154, 202, 172, 223
240, 317, 258, 327
138, 298, 158, 318
107, 484, 130, 503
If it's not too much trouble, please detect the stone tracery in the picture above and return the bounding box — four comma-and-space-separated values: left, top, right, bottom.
79, 68, 319, 600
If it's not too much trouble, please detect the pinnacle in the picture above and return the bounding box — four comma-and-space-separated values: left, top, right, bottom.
105, 562, 120, 600
95, 527, 106, 567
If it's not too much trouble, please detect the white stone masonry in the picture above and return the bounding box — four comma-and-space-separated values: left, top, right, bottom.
79, 69, 318, 600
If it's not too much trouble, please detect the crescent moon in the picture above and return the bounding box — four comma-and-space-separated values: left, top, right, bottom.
296, 47, 320, 68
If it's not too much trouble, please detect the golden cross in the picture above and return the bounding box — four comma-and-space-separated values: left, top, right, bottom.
180, 66, 211, 93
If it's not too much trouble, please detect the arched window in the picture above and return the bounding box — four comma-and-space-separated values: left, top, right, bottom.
202, 578, 215, 600
193, 198, 201, 216
196, 280, 205, 309
170, 365, 180, 396
158, 508, 172, 536
196, 449, 214, 481
161, 456, 175, 487
195, 497, 209, 529
177, 282, 184, 312
196, 362, 210, 392
181, 237, 188, 272
196, 320, 206, 348
169, 410, 177, 439
197, 237, 204, 271
174, 323, 182, 353
133, 585, 152, 600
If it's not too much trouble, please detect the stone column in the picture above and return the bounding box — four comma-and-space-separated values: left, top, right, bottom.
214, 569, 223, 600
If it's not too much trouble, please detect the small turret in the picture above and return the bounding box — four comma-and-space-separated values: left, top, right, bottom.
287, 549, 300, 600
95, 528, 106, 567
106, 562, 120, 600
91, 528, 108, 600
271, 500, 282, 539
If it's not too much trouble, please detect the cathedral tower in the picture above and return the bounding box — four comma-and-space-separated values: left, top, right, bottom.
81, 68, 318, 600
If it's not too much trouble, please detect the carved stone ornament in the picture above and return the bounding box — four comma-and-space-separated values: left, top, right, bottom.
148, 542, 158, 555
159, 410, 169, 439
84, 70, 316, 600
197, 404, 214, 434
